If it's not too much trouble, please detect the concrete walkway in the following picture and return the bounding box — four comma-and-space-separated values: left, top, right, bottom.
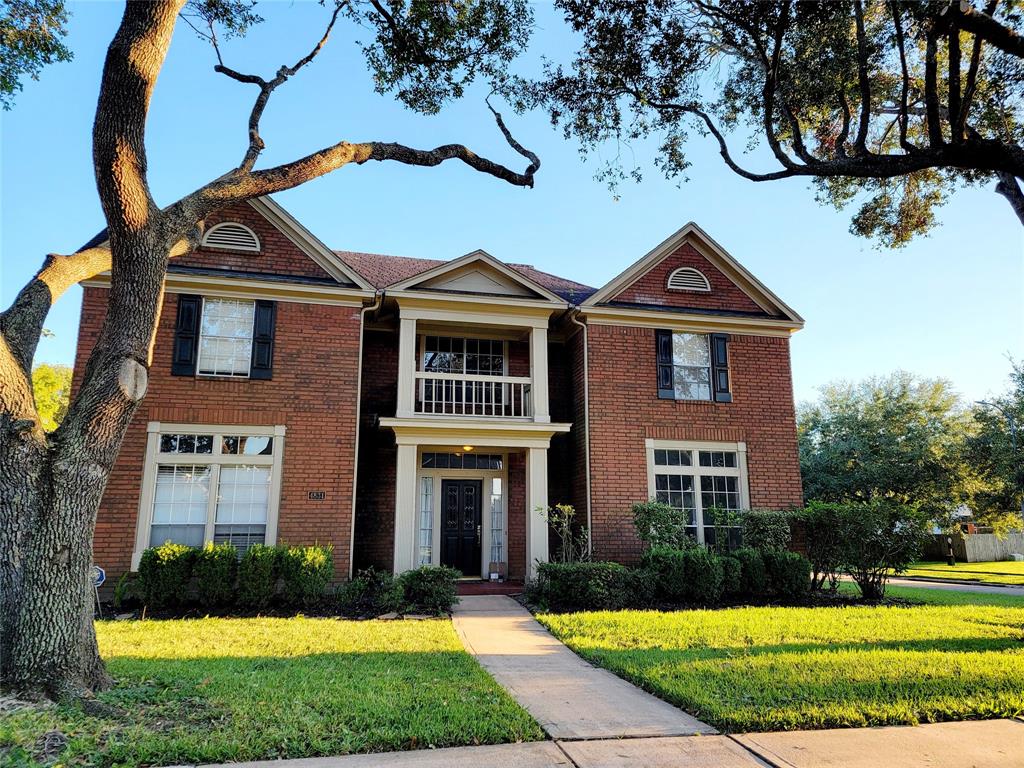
450, 595, 716, 740
887, 576, 1024, 596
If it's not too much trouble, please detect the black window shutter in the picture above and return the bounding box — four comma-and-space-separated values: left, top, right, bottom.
250, 300, 276, 380
711, 333, 732, 403
171, 294, 202, 376
656, 329, 675, 399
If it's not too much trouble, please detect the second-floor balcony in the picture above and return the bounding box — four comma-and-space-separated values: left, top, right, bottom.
415, 371, 532, 418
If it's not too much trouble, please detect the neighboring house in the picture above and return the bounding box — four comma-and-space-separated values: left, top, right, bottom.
74, 197, 804, 585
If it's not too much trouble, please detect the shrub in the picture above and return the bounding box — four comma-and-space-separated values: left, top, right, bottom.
238, 544, 280, 608
833, 501, 930, 599
632, 501, 698, 551
762, 550, 811, 600
541, 503, 590, 563
741, 509, 793, 552
279, 544, 334, 607
399, 565, 460, 614
193, 542, 238, 608
731, 548, 767, 595
799, 502, 846, 592
112, 571, 143, 610
527, 561, 638, 612
642, 547, 723, 605
720, 554, 742, 596
337, 567, 403, 618
138, 542, 195, 609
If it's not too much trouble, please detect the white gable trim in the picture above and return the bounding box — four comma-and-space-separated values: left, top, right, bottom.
386, 249, 566, 304
246, 197, 374, 290
583, 222, 804, 325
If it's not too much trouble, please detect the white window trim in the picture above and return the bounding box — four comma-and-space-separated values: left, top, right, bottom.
415, 448, 507, 577
131, 422, 287, 569
644, 439, 749, 545
418, 334, 509, 376
195, 297, 257, 379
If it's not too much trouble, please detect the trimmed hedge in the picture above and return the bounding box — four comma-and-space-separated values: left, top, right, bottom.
194, 542, 238, 607
238, 544, 279, 608
527, 561, 646, 612
731, 547, 768, 595
138, 541, 195, 609
279, 544, 334, 607
399, 566, 460, 615
641, 546, 724, 605
337, 567, 403, 618
762, 549, 811, 600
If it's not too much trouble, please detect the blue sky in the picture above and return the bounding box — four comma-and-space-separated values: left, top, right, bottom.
2, 1, 1021, 404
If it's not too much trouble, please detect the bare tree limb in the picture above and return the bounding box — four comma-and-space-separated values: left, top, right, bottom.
995, 172, 1024, 225
948, 18, 963, 141
958, 0, 999, 141
888, 0, 914, 152
852, 0, 873, 153
924, 27, 944, 146
952, 1, 1024, 59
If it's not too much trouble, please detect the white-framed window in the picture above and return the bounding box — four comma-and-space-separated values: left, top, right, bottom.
133, 423, 286, 566
197, 298, 256, 377
418, 477, 434, 566
645, 439, 750, 549
421, 336, 507, 376
669, 333, 712, 400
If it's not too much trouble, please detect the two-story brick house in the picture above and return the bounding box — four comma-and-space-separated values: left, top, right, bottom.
74, 196, 804, 585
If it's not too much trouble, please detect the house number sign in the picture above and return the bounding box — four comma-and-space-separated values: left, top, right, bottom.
308, 491, 326, 501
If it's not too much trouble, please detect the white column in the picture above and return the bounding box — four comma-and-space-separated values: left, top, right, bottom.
396, 316, 417, 417
525, 446, 549, 579
530, 325, 550, 423
393, 443, 418, 573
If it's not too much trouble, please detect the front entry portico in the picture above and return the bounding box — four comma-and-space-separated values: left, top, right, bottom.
381, 419, 570, 580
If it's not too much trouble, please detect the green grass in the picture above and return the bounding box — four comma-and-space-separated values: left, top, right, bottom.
1, 617, 542, 767
537, 592, 1024, 733
839, 582, 1024, 606
895, 560, 1024, 585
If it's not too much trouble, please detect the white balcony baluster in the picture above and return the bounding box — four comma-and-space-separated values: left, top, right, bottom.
414, 372, 532, 418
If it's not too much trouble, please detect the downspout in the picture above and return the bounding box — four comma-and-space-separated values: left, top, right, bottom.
349, 289, 384, 579
569, 308, 593, 557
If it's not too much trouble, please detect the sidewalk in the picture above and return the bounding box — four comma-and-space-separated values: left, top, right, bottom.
450, 595, 715, 740
886, 576, 1024, 595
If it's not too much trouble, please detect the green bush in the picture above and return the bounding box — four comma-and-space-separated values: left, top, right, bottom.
193, 542, 238, 608
762, 549, 811, 600
720, 554, 742, 596
238, 544, 280, 608
279, 544, 334, 607
527, 561, 639, 612
798, 502, 846, 592
642, 547, 724, 605
632, 501, 698, 550
138, 542, 195, 609
398, 565, 460, 615
337, 567, 403, 618
112, 571, 143, 610
741, 509, 793, 552
731, 547, 767, 595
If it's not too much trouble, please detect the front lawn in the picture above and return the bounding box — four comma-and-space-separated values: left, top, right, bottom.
896, 560, 1024, 585
537, 592, 1024, 732
1, 617, 542, 767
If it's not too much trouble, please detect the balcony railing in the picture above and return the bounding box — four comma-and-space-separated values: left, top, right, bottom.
414, 371, 532, 418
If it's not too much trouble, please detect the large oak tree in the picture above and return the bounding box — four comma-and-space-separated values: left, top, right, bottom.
535, 0, 1024, 246
0, 0, 539, 699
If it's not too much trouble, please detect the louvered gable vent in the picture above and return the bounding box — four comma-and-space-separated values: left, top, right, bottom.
666, 267, 711, 292
202, 222, 261, 253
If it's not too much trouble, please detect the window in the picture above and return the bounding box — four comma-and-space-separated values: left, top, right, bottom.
419, 477, 434, 566
135, 424, 285, 564
422, 336, 506, 376
656, 330, 731, 402
421, 452, 503, 470
489, 477, 504, 565
666, 267, 711, 292
197, 299, 255, 377
647, 440, 749, 549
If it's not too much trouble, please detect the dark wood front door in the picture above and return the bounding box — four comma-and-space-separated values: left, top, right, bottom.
441, 479, 482, 576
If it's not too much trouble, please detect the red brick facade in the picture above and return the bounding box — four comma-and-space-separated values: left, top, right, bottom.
611, 243, 768, 315
73, 205, 803, 584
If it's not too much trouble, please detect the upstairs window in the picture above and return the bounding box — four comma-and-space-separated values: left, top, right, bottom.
656, 330, 732, 402
198, 299, 255, 377
171, 294, 276, 380
422, 336, 506, 376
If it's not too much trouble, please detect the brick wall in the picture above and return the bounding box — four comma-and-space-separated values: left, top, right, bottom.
611, 243, 769, 315
507, 452, 526, 581
175, 201, 336, 280
584, 323, 803, 563
75, 286, 363, 582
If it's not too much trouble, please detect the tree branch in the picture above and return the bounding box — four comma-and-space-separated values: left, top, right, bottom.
924, 26, 944, 146
888, 0, 914, 152
952, 1, 1024, 59
948, 17, 962, 141
995, 172, 1024, 226
852, 0, 873, 153
958, 0, 999, 141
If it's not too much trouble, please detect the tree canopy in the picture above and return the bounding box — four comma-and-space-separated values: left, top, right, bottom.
799, 369, 1023, 533
30, 363, 71, 432
0, 0, 72, 109
534, 0, 1024, 246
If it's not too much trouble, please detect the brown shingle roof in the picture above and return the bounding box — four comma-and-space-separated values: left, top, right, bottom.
334, 250, 596, 302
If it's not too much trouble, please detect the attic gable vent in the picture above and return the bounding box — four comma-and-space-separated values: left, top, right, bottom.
666, 267, 711, 292
202, 222, 261, 253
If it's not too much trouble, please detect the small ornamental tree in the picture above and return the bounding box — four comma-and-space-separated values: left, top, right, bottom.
835, 500, 931, 599
631, 500, 696, 551
0, 0, 541, 699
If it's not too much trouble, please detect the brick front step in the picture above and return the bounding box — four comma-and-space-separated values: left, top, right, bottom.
457, 580, 525, 596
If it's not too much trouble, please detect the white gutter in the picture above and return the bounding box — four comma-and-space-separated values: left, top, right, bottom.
569, 308, 593, 556
348, 289, 384, 578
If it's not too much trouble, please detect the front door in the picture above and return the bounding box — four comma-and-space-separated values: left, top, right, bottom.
441, 479, 482, 576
